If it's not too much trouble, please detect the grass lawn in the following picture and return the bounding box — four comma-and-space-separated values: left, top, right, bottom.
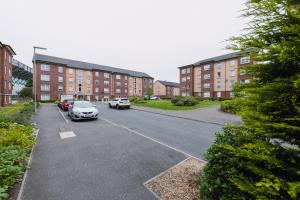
0, 103, 28, 117
133, 100, 220, 110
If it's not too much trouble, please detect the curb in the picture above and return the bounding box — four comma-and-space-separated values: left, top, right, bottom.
131, 107, 227, 126
16, 128, 39, 200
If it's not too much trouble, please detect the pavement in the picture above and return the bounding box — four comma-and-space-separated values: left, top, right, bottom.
20, 103, 223, 200
131, 105, 242, 125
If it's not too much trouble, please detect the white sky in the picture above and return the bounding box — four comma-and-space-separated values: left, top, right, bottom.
1, 0, 247, 82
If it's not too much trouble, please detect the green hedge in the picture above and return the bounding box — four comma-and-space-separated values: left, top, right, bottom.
171, 96, 198, 106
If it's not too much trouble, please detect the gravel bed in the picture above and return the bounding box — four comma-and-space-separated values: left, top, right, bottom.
145, 157, 205, 200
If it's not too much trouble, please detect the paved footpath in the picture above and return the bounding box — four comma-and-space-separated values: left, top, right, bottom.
20, 104, 186, 200
131, 105, 242, 125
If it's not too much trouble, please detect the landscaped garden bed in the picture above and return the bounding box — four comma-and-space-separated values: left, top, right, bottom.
0, 102, 36, 199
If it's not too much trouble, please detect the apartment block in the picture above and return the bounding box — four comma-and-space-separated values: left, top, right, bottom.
153, 80, 180, 97
34, 54, 153, 101
0, 42, 16, 107
179, 49, 254, 98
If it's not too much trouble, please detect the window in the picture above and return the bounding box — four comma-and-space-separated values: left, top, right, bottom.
124, 82, 128, 86
203, 83, 210, 88
86, 71, 91, 76
124, 76, 128, 80
41, 74, 50, 81
87, 88, 91, 94
186, 76, 191, 80
116, 89, 121, 93
41, 84, 50, 91
230, 59, 237, 66
240, 56, 250, 64
217, 72, 221, 79
8, 69, 11, 77
104, 80, 109, 86
41, 94, 50, 101
68, 69, 73, 74
116, 82, 121, 87
181, 69, 186, 74
104, 88, 109, 93
216, 63, 222, 70
58, 76, 63, 82
230, 70, 236, 77
41, 64, 50, 71
116, 74, 121, 79
68, 77, 73, 82
124, 89, 128, 93
181, 77, 186, 82
58, 66, 63, 73
95, 80, 99, 85
95, 71, 99, 77
104, 73, 110, 78
203, 64, 210, 71
87, 79, 91, 84
58, 85, 63, 91
203, 92, 210, 97
204, 74, 210, 79
217, 92, 221, 98
186, 68, 191, 73
68, 87, 74, 91
95, 88, 99, 93
217, 81, 222, 89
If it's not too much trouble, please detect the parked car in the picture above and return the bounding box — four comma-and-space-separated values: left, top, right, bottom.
68, 101, 99, 121
109, 98, 130, 109
60, 99, 73, 111
150, 96, 159, 100
58, 94, 74, 110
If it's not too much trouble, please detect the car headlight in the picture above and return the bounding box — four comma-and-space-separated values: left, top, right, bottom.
73, 110, 81, 115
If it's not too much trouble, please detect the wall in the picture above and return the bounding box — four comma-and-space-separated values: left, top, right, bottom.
153, 81, 166, 96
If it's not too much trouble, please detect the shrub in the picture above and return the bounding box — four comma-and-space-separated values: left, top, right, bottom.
171, 96, 198, 106
129, 96, 147, 104
220, 98, 249, 114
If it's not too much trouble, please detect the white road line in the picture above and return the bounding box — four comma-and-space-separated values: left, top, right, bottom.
98, 116, 207, 163
17, 128, 40, 200
57, 107, 69, 124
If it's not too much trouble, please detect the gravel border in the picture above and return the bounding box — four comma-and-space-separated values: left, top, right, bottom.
144, 157, 205, 200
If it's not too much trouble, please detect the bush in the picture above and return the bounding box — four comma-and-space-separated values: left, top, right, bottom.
2, 102, 36, 125
0, 121, 34, 199
171, 96, 198, 106
220, 98, 247, 114
129, 96, 147, 104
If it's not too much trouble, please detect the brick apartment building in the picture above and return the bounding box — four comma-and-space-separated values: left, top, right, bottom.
0, 42, 16, 107
179, 49, 254, 98
34, 54, 153, 101
153, 80, 180, 97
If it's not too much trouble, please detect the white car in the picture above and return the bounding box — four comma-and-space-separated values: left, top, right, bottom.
150, 96, 159, 100
68, 101, 99, 121
109, 98, 130, 109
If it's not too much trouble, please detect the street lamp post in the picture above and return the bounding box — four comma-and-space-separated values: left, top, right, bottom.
33, 46, 47, 113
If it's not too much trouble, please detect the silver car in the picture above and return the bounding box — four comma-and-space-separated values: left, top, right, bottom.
68, 101, 99, 121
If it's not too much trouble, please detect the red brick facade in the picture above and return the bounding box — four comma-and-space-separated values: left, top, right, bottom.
0, 42, 15, 107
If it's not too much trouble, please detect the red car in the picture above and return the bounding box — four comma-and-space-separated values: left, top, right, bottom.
60, 99, 73, 111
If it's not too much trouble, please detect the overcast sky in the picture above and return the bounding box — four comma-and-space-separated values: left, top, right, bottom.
1, 0, 247, 82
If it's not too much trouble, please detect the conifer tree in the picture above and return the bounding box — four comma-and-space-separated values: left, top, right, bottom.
200, 0, 300, 199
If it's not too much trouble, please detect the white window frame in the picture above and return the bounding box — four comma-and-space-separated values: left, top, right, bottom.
41, 94, 50, 101
204, 74, 211, 80
58, 76, 63, 82
41, 74, 50, 81
41, 84, 50, 91
116, 74, 121, 80
203, 64, 211, 71
95, 71, 99, 77
203, 92, 210, 97
104, 73, 110, 78
230, 70, 236, 77
41, 64, 50, 71
217, 92, 221, 98
58, 66, 63, 73
240, 56, 250, 64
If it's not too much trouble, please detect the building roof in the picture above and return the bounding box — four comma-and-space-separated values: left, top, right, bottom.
34, 54, 153, 78
157, 80, 180, 88
179, 48, 256, 68
0, 41, 16, 55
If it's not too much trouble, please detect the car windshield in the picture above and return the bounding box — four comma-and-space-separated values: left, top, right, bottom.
121, 98, 128, 101
74, 101, 93, 108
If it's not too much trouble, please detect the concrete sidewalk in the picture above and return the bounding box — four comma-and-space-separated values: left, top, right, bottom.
131, 105, 242, 126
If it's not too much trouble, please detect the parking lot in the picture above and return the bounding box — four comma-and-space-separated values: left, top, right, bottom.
20, 103, 222, 200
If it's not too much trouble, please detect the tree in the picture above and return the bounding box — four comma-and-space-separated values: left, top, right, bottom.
25, 79, 33, 87
146, 86, 153, 100
200, 0, 300, 199
18, 87, 33, 99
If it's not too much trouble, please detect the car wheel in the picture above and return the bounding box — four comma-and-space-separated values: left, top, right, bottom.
109, 103, 112, 108
116, 104, 120, 110
71, 113, 75, 121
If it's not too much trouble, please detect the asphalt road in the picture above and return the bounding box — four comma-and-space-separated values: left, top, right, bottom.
20, 103, 222, 200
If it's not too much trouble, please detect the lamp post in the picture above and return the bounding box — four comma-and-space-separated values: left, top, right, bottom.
33, 46, 47, 113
